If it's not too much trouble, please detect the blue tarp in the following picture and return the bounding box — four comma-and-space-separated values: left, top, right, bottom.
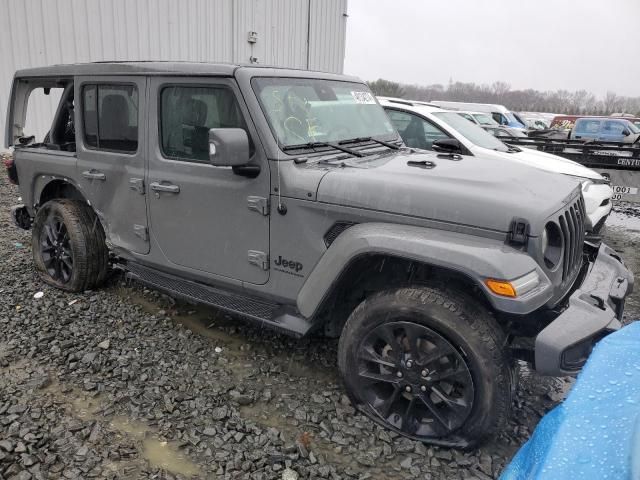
501, 321, 640, 480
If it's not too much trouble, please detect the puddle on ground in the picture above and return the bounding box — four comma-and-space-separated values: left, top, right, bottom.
110, 417, 202, 478
40, 380, 203, 478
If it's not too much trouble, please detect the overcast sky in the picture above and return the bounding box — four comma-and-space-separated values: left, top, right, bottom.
344, 0, 640, 97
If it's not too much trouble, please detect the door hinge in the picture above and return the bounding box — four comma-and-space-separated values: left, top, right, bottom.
248, 250, 269, 270
133, 224, 148, 241
129, 178, 145, 195
247, 196, 269, 216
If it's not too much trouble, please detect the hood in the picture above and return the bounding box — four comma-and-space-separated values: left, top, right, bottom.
316, 149, 581, 234
489, 147, 603, 181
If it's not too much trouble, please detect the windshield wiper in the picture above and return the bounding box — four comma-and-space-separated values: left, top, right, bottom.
282, 141, 363, 157
339, 136, 400, 150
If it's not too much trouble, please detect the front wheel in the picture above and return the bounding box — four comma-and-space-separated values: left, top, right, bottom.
338, 286, 513, 448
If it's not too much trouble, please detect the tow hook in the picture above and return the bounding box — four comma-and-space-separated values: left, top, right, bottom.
11, 205, 32, 230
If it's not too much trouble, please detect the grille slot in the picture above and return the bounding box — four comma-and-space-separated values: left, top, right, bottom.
558, 197, 585, 281
324, 222, 357, 247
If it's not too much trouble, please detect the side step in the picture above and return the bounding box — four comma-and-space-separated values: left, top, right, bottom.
124, 262, 313, 337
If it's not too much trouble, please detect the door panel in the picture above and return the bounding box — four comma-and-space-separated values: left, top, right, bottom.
75, 76, 149, 254
147, 77, 270, 285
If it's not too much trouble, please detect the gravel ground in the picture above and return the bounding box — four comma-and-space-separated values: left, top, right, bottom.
1, 173, 638, 480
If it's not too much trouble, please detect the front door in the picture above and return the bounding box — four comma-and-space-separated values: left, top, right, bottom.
76, 76, 149, 254
146, 77, 270, 284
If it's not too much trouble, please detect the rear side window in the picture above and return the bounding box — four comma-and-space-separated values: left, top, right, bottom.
575, 119, 601, 134
160, 85, 251, 162
82, 84, 138, 152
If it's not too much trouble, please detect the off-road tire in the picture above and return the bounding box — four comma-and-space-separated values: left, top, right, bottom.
32, 199, 108, 292
338, 285, 513, 448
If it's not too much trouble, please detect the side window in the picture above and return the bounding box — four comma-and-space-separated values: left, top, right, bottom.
385, 109, 449, 150
491, 113, 506, 125
576, 120, 601, 134
82, 84, 138, 152
23, 87, 64, 143
603, 121, 625, 135
160, 85, 252, 162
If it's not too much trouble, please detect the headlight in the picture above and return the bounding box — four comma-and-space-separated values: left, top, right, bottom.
543, 222, 563, 269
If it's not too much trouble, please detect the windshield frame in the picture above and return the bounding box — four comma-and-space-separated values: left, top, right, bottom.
250, 76, 399, 154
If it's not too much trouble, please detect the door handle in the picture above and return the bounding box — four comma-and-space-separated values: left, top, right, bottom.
150, 182, 180, 194
82, 170, 106, 181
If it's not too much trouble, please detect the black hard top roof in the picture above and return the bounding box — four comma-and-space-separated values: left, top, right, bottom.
14, 61, 360, 82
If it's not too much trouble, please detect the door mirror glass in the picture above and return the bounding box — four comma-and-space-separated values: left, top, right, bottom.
432, 138, 462, 153
209, 128, 250, 166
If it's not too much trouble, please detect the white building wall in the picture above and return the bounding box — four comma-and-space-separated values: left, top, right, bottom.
0, 0, 348, 145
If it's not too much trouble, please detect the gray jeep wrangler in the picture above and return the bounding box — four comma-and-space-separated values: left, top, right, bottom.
4, 62, 633, 448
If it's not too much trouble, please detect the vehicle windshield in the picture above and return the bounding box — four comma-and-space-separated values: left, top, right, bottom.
252, 78, 397, 148
471, 113, 499, 126
504, 111, 525, 127
433, 111, 510, 152
626, 120, 640, 134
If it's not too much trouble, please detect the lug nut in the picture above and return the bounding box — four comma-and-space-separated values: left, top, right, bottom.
421, 369, 428, 377
396, 371, 403, 378
406, 360, 413, 368
405, 386, 412, 393
420, 385, 427, 392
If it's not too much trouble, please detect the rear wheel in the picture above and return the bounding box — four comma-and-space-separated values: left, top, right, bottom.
338, 286, 512, 448
32, 199, 108, 292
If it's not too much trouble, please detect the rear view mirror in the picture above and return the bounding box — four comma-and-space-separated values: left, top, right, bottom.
432, 138, 463, 154
209, 128, 250, 166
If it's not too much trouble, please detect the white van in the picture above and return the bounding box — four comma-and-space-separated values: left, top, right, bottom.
379, 97, 613, 233
430, 101, 526, 129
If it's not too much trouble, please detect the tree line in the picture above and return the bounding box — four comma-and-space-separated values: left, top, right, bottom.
367, 78, 640, 116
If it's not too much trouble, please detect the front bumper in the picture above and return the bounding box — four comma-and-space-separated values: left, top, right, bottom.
535, 242, 634, 376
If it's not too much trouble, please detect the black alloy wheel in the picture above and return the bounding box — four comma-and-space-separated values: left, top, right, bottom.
354, 321, 474, 439
39, 215, 74, 283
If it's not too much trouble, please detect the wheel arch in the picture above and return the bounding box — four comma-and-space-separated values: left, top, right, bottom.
36, 178, 88, 207
310, 253, 491, 337
297, 222, 545, 335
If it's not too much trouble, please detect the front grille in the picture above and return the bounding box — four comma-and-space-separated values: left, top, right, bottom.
558, 196, 586, 281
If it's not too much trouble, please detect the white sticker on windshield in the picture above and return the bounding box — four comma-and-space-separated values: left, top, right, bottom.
351, 91, 376, 104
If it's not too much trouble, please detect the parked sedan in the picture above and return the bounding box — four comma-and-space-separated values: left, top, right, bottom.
379, 97, 613, 233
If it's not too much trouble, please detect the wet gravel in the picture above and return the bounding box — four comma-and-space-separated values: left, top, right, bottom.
1, 173, 638, 480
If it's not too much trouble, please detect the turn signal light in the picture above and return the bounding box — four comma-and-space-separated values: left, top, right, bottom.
485, 279, 517, 298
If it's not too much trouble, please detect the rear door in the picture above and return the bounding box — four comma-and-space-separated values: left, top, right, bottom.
146, 76, 270, 284
75, 76, 149, 254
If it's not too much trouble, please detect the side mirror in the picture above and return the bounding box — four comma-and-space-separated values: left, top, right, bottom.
432, 138, 463, 154
209, 128, 250, 166
622, 129, 631, 136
